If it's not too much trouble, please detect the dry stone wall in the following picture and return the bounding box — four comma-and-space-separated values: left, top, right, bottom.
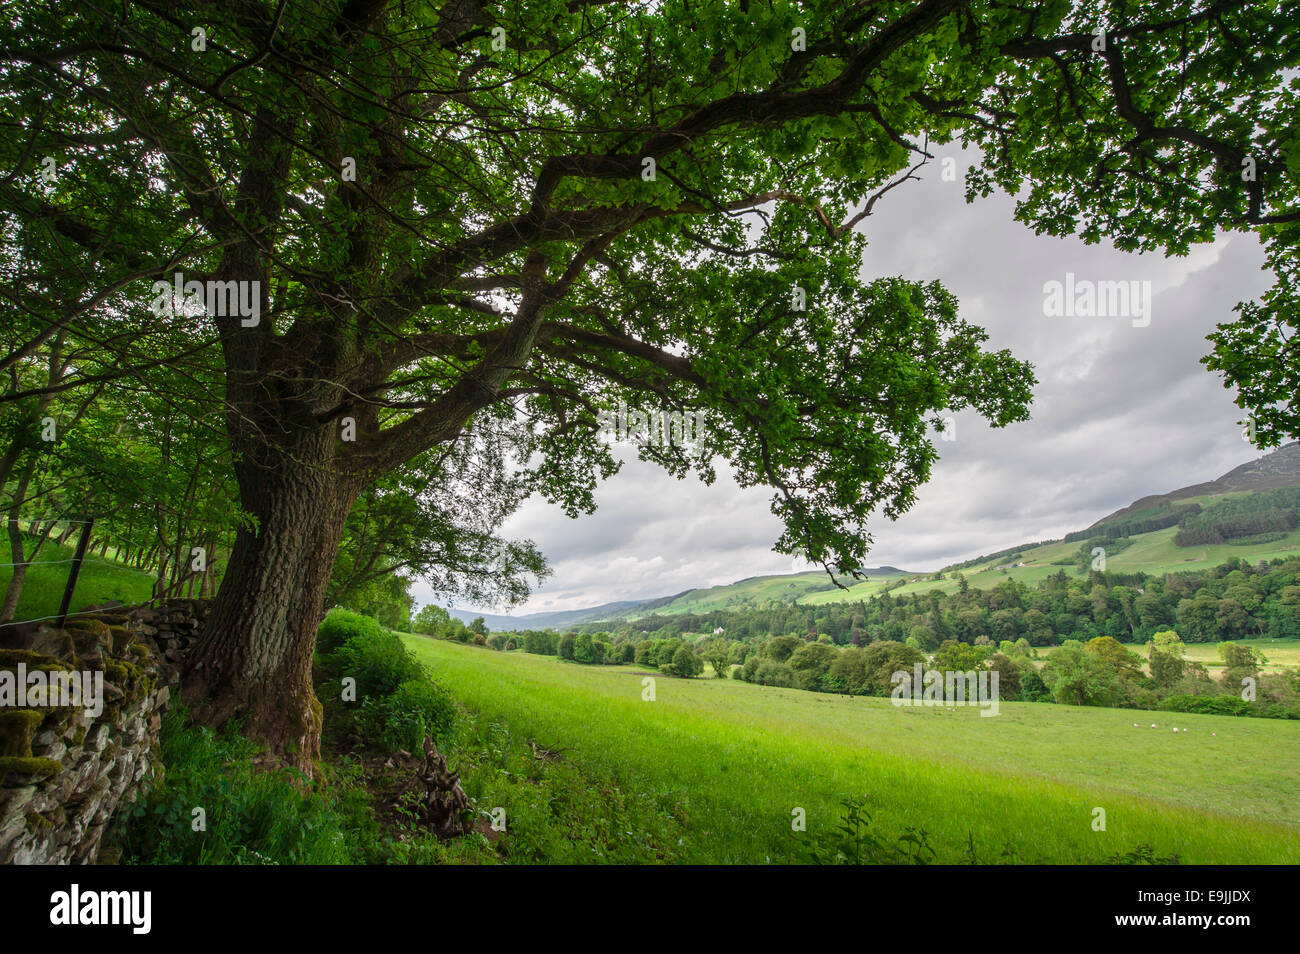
0, 599, 207, 864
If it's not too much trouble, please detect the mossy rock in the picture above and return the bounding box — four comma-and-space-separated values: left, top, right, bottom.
102, 658, 154, 698
0, 649, 68, 673
24, 807, 58, 829
67, 620, 111, 659
66, 619, 111, 640
0, 709, 44, 758
123, 640, 153, 662
0, 756, 62, 778
81, 614, 130, 628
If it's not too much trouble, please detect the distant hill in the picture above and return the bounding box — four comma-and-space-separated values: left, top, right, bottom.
456, 444, 1300, 628
802, 442, 1300, 607
451, 567, 912, 631
447, 598, 680, 632
1092, 441, 1300, 527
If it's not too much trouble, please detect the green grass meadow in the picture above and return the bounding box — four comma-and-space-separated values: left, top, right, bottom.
0, 538, 155, 623
405, 635, 1300, 864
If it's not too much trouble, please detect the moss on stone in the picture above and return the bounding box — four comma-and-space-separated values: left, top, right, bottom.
0, 709, 44, 757
0, 649, 68, 673
24, 808, 56, 829
0, 756, 62, 778
82, 614, 129, 627
124, 640, 153, 661
100, 658, 155, 706
66, 619, 111, 641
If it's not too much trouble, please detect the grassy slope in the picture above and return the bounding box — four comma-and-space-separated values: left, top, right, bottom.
406, 635, 1300, 864
645, 569, 909, 616
0, 539, 155, 623
799, 523, 1300, 607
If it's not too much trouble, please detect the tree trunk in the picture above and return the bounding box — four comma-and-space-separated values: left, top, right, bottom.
0, 458, 38, 625
182, 430, 358, 773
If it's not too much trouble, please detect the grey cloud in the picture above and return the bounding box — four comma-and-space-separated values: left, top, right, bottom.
429, 146, 1272, 616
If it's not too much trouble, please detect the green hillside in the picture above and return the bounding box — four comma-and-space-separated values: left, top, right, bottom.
406, 635, 1300, 864
645, 568, 910, 615
0, 537, 156, 623
800, 491, 1300, 608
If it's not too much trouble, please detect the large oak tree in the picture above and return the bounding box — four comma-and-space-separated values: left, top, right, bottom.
1, 0, 1295, 768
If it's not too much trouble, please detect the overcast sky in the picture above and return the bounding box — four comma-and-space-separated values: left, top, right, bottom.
423, 145, 1274, 617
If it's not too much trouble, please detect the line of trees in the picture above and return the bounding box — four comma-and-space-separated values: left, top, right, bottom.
1062, 502, 1201, 543
1173, 486, 1300, 547
588, 557, 1300, 649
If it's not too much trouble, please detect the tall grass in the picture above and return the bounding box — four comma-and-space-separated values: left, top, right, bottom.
111, 709, 376, 864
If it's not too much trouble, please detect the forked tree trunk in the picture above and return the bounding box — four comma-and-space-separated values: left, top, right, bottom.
182, 429, 359, 773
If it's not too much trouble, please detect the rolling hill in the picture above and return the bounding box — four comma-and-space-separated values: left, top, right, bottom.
455, 442, 1300, 627
450, 567, 912, 630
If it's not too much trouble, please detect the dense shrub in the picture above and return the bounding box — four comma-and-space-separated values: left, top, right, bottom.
764, 635, 801, 661
1040, 640, 1125, 706
323, 628, 423, 698
410, 603, 453, 635
1157, 694, 1299, 719
317, 613, 461, 753
786, 641, 837, 690
750, 659, 795, 687
1157, 694, 1253, 716
358, 678, 458, 752
573, 632, 597, 663
1018, 668, 1051, 702
317, 608, 388, 655
523, 630, 558, 655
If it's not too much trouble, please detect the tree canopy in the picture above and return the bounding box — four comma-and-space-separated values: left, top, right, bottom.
2, 0, 1296, 763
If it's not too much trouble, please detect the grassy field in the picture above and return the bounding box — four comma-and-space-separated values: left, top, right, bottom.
0, 538, 155, 624
405, 635, 1300, 864
1180, 638, 1300, 670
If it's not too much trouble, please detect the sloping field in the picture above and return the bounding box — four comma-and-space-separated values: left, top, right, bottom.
406, 636, 1300, 864
799, 524, 1300, 606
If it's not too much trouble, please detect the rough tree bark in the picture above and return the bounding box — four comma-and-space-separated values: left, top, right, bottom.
182, 415, 361, 771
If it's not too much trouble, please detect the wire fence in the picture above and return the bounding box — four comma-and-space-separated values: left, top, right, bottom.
0, 511, 218, 629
